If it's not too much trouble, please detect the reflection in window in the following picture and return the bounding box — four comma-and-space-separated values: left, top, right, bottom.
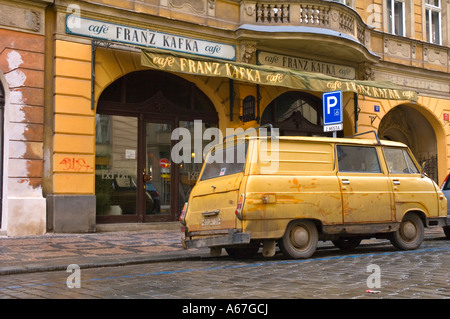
95, 115, 139, 216
201, 143, 248, 180
95, 114, 111, 144
337, 145, 381, 173
264, 93, 319, 125
384, 148, 419, 174
426, 0, 441, 44
387, 0, 405, 36
261, 91, 329, 137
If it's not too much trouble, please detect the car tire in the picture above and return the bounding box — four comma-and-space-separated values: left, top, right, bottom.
443, 226, 450, 240
332, 237, 362, 251
390, 214, 424, 250
279, 220, 318, 259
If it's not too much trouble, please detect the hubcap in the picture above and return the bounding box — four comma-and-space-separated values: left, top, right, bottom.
401, 221, 417, 241
292, 226, 309, 248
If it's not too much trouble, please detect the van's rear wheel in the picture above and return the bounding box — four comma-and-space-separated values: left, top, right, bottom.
390, 214, 424, 250
279, 220, 318, 259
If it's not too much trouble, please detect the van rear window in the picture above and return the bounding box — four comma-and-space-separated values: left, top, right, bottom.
200, 143, 248, 180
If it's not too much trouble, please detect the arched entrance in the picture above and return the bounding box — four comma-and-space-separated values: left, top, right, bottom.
261, 91, 343, 137
378, 104, 438, 182
95, 70, 218, 223
0, 82, 3, 228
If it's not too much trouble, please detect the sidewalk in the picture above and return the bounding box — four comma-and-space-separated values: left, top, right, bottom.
0, 223, 446, 275
0, 223, 211, 275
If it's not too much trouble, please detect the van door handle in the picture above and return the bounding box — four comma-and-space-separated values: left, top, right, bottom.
202, 210, 220, 217
393, 180, 401, 185
342, 179, 350, 185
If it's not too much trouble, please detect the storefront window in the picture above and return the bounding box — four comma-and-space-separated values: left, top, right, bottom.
96, 70, 218, 222
95, 115, 139, 216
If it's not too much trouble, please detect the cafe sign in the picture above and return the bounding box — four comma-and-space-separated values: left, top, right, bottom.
141, 48, 418, 101
258, 51, 356, 80
66, 15, 236, 61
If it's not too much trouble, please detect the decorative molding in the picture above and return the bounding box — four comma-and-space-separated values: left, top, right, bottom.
170, 0, 206, 14
424, 47, 447, 66
0, 4, 41, 33
384, 38, 410, 58
357, 63, 375, 81
244, 3, 255, 16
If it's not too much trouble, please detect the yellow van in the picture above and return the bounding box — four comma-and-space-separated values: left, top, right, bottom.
180, 132, 447, 259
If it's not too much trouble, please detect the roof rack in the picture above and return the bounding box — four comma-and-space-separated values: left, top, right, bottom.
222, 123, 278, 142
345, 130, 381, 144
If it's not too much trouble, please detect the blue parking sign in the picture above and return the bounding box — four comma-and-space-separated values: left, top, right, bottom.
323, 90, 343, 125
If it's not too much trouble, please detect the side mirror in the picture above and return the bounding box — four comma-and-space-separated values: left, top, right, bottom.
421, 161, 429, 178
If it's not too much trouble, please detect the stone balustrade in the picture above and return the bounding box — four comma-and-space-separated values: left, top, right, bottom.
241, 1, 369, 47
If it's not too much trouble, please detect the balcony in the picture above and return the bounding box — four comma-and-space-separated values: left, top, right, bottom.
237, 0, 379, 64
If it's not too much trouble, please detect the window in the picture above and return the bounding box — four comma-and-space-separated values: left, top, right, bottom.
261, 91, 328, 137
337, 146, 381, 173
200, 143, 248, 180
425, 0, 442, 44
383, 148, 420, 174
387, 0, 405, 36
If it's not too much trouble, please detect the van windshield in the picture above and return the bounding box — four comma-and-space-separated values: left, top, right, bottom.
200, 142, 248, 180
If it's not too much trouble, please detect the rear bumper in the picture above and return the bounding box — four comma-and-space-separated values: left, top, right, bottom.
182, 228, 251, 249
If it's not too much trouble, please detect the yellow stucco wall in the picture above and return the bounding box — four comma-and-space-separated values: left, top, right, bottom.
53, 40, 95, 194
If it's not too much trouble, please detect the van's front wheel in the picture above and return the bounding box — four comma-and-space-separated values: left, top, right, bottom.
279, 220, 318, 259
390, 214, 424, 250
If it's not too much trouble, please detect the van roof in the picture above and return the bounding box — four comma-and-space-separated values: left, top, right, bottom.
229, 135, 408, 148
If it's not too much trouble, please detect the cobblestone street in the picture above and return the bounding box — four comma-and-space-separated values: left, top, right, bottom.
1, 235, 448, 300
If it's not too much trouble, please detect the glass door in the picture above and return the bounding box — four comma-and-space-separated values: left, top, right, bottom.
143, 122, 173, 221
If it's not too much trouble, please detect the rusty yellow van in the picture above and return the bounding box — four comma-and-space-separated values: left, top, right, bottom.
180, 134, 447, 259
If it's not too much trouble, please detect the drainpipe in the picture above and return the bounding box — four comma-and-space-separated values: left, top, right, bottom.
229, 79, 235, 122
354, 93, 359, 133
91, 40, 96, 110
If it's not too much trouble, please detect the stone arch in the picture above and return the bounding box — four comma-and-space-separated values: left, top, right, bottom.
378, 103, 444, 183
93, 47, 226, 123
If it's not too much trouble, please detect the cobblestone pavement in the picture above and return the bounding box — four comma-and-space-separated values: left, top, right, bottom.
0, 227, 207, 275
0, 228, 448, 300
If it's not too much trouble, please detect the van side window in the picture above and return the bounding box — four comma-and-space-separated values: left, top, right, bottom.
337, 145, 381, 173
383, 148, 419, 174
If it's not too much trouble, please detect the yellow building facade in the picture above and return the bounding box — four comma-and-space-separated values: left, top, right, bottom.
0, 0, 449, 235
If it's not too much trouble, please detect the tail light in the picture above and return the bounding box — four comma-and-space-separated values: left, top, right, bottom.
179, 202, 188, 225
235, 194, 246, 220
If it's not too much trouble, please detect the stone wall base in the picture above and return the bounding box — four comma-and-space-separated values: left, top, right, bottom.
47, 195, 96, 233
